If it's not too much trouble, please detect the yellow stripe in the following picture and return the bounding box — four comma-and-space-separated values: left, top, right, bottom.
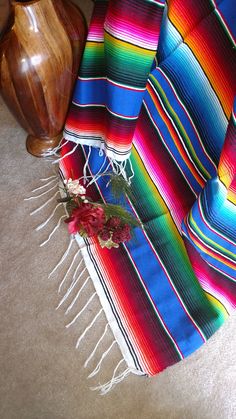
205, 292, 229, 319
189, 211, 236, 260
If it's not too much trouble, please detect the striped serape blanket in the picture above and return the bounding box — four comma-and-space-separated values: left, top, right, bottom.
53, 0, 235, 392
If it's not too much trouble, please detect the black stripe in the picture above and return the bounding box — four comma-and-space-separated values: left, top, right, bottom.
80, 145, 143, 371
86, 240, 143, 371
64, 128, 132, 156
59, 165, 142, 370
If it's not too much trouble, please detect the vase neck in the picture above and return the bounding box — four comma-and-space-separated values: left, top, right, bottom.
13, 0, 55, 32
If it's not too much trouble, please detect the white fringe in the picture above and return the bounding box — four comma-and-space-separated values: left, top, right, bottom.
128, 157, 135, 185
119, 160, 127, 180
58, 250, 82, 293
52, 142, 79, 164
65, 275, 90, 314
61, 265, 87, 296
84, 323, 109, 368
42, 139, 69, 158
40, 175, 57, 182
90, 358, 125, 394
77, 146, 110, 186
56, 263, 85, 310
87, 340, 117, 379
24, 183, 58, 201
26, 169, 139, 395
71, 258, 84, 283
40, 215, 67, 247
87, 161, 111, 187
83, 146, 92, 184
48, 236, 75, 278
90, 362, 144, 395
92, 369, 129, 395
41, 137, 63, 157
75, 308, 103, 348
71, 265, 87, 286
66, 292, 97, 329
110, 159, 131, 183
31, 178, 58, 193
30, 190, 60, 216
35, 203, 63, 231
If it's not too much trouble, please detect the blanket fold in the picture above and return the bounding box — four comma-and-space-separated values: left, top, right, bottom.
59, 0, 236, 378
64, 0, 165, 161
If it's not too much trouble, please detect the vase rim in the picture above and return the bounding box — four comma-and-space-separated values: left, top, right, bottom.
12, 0, 42, 6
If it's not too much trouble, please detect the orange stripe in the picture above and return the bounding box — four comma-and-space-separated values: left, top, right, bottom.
187, 228, 236, 270
186, 33, 233, 118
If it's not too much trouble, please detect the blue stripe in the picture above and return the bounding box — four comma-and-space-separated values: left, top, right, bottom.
158, 8, 182, 61
160, 44, 228, 163
215, 0, 236, 39
153, 68, 217, 178
73, 79, 144, 117
126, 224, 205, 356
144, 83, 202, 194
86, 145, 205, 357
182, 178, 236, 278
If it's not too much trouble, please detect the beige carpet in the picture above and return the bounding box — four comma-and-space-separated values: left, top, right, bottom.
1, 2, 236, 418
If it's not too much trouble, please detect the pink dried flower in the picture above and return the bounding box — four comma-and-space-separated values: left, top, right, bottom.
64, 178, 86, 196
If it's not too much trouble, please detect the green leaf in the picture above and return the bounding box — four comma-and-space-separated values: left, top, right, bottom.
109, 174, 135, 201
57, 197, 71, 203
66, 200, 78, 215
102, 203, 140, 227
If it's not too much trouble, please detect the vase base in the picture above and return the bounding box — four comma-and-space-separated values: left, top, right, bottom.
26, 134, 62, 158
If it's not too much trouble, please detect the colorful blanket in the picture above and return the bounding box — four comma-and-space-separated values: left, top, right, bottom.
58, 0, 236, 387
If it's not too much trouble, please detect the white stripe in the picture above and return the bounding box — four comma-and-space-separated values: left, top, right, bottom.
158, 67, 218, 172
126, 198, 207, 343
143, 100, 198, 198
148, 78, 208, 183
71, 101, 138, 120
186, 215, 236, 265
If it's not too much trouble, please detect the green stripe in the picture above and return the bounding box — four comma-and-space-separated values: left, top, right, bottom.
149, 74, 212, 180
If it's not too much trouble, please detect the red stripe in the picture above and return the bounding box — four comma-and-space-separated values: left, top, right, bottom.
93, 241, 181, 375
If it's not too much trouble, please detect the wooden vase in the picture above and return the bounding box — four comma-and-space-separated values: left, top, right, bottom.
0, 0, 87, 157
0, 1, 11, 37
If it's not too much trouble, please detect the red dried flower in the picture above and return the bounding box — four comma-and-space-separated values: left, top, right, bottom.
112, 224, 131, 244
99, 228, 111, 242
122, 223, 131, 233
65, 203, 105, 237
106, 216, 121, 229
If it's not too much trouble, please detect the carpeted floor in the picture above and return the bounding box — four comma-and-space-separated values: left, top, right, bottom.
1, 1, 236, 418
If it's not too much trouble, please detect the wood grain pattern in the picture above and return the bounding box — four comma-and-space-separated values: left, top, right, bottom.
0, 0, 87, 157
0, 0, 10, 37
